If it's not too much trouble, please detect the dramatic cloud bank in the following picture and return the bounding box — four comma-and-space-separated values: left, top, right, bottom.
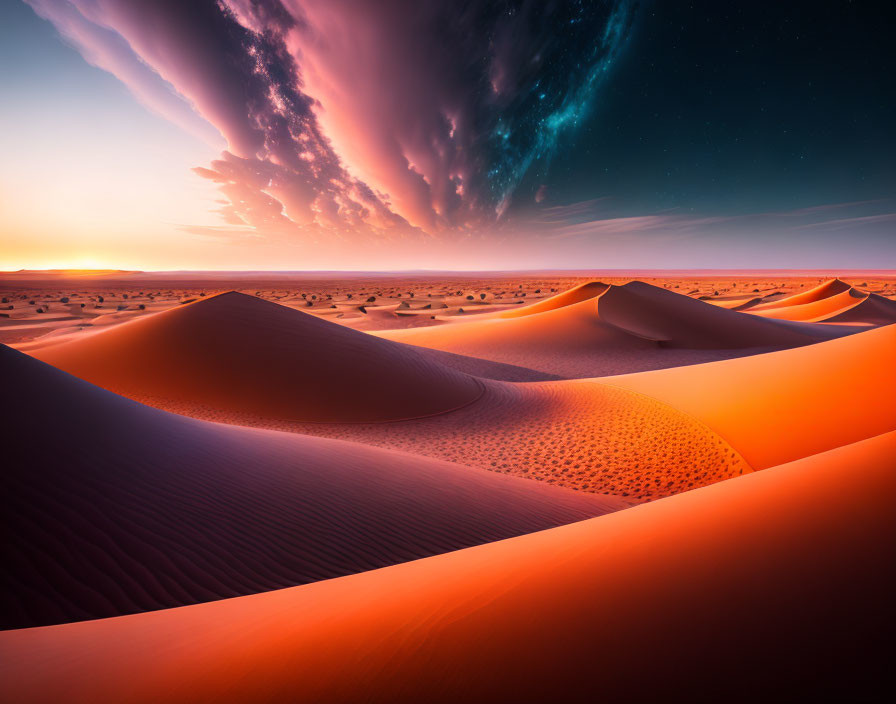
27, 0, 635, 243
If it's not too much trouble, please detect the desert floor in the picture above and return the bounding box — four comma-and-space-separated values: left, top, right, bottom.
2, 269, 894, 702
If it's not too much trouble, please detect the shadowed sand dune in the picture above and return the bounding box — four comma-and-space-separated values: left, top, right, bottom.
381, 281, 838, 377
607, 323, 896, 469
705, 295, 763, 310
1, 345, 625, 629
30, 291, 483, 423
593, 281, 823, 347
3, 431, 892, 703
820, 291, 896, 324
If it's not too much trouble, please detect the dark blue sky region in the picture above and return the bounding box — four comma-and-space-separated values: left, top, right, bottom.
530, 1, 896, 218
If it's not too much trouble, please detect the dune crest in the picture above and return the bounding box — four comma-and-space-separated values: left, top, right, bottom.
747, 287, 866, 321
492, 281, 611, 318
3, 431, 892, 702
2, 345, 625, 629
30, 291, 482, 423
750, 277, 853, 310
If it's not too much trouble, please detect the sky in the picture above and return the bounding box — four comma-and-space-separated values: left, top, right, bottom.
1, 0, 894, 271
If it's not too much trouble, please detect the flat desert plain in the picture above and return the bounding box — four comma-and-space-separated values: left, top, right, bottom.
2, 270, 895, 702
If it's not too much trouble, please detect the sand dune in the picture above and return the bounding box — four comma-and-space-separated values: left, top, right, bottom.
30, 291, 483, 423
381, 281, 833, 377
1, 345, 625, 629
705, 295, 762, 310
744, 277, 896, 324
4, 431, 892, 702
820, 291, 896, 325
606, 323, 896, 469
594, 281, 820, 347
749, 277, 853, 310
748, 287, 867, 321
204, 377, 751, 502
21, 290, 751, 501
492, 280, 610, 317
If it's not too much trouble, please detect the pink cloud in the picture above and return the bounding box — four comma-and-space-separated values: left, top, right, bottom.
27, 0, 634, 246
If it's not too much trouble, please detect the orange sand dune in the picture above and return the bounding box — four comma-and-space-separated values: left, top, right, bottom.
23, 290, 750, 500
2, 345, 623, 629
748, 287, 867, 321
382, 281, 834, 377
491, 280, 610, 317
3, 431, 892, 702
258, 377, 751, 501
750, 276, 852, 310
606, 323, 896, 469
30, 291, 482, 423
746, 277, 896, 325
43, 330, 753, 501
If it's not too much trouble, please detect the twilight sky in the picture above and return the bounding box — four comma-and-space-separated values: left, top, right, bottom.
1, 0, 894, 270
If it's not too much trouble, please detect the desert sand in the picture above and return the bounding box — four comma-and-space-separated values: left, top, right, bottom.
744, 277, 896, 324
607, 322, 896, 469
4, 270, 893, 353
25, 291, 754, 501
3, 430, 892, 702
381, 279, 857, 376
2, 344, 624, 629
2, 270, 894, 701
31, 291, 483, 423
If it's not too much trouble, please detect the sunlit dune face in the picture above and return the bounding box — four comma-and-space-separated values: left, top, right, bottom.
2, 430, 893, 702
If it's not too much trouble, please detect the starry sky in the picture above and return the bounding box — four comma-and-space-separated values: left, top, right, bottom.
1, 0, 894, 270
